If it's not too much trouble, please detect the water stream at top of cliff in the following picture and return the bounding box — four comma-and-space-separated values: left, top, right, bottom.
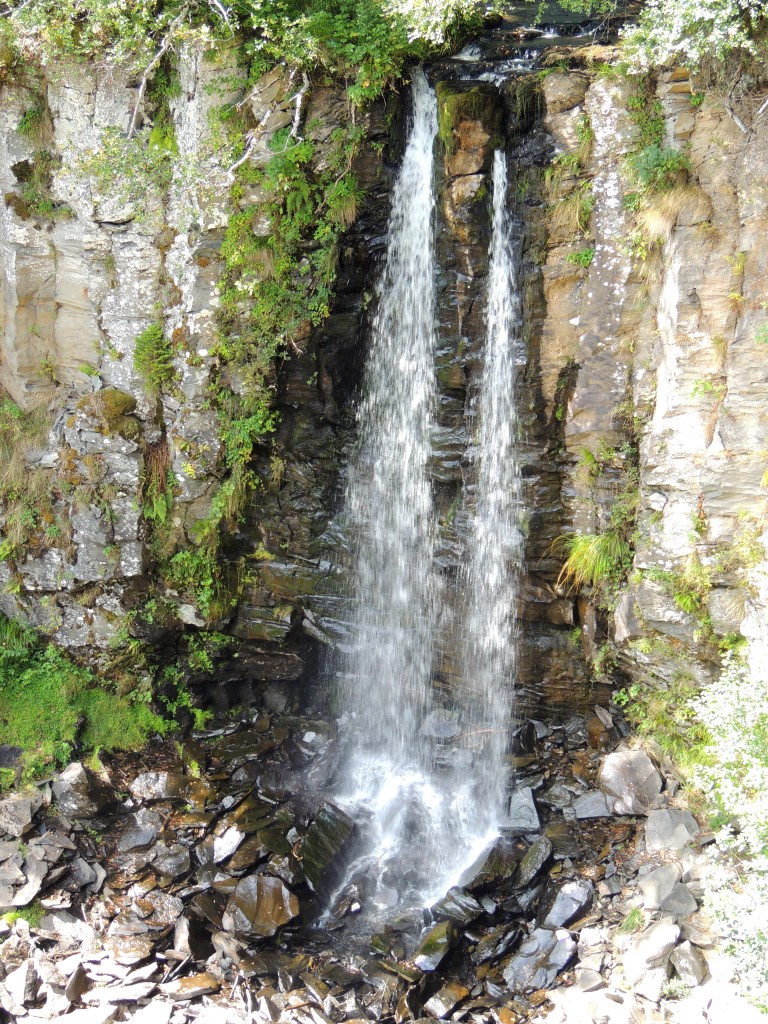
331, 73, 523, 921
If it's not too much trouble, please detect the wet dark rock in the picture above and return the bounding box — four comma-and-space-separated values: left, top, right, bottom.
299, 802, 357, 899
424, 980, 469, 1018
53, 763, 115, 819
413, 920, 455, 971
460, 838, 519, 890
505, 788, 540, 835
116, 809, 163, 853
227, 834, 271, 873
305, 739, 342, 791
218, 796, 275, 834
544, 822, 581, 860
431, 887, 482, 925
151, 842, 191, 879
538, 783, 575, 810
502, 928, 576, 992
514, 836, 552, 889
537, 878, 593, 928
222, 874, 299, 937
599, 750, 662, 815
212, 729, 279, 760
332, 881, 366, 918
469, 924, 520, 966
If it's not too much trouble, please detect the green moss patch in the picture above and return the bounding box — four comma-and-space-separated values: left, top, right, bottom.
0, 614, 170, 785
435, 82, 503, 155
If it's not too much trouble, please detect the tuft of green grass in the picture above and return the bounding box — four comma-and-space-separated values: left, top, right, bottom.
618, 907, 645, 934
554, 531, 632, 592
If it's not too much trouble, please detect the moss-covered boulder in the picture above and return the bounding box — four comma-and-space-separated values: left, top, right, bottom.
436, 82, 503, 173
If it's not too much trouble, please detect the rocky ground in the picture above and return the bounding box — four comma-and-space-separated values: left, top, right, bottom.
0, 698, 763, 1024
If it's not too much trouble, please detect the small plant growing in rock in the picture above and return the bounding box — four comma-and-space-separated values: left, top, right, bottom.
566, 246, 595, 269
618, 907, 645, 933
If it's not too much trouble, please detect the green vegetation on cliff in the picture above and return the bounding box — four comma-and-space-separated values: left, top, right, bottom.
0, 613, 170, 787
1, 0, 482, 100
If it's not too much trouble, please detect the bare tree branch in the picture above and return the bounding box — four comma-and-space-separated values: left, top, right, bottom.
127, 8, 188, 139
288, 72, 311, 141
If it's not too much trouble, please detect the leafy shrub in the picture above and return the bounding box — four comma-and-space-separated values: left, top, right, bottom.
624, 0, 768, 70
566, 246, 595, 268
625, 144, 690, 197
690, 652, 768, 1006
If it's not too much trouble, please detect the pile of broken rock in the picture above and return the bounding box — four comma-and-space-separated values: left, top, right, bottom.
0, 709, 763, 1024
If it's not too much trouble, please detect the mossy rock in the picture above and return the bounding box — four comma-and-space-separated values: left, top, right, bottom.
113, 415, 142, 442
435, 82, 503, 156
507, 77, 542, 134
78, 388, 137, 430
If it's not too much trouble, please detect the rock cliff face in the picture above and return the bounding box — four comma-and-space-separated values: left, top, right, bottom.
1, 43, 767, 713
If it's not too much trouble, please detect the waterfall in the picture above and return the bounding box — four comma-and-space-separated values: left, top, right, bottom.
462, 150, 523, 830
341, 69, 439, 770
333, 87, 522, 914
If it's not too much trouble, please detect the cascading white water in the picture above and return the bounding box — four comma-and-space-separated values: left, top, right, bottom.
333, 95, 522, 915
341, 69, 439, 772
461, 149, 523, 831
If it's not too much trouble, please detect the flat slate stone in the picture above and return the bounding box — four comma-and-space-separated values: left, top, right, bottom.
660, 882, 698, 918
506, 788, 541, 836
502, 927, 576, 992
645, 809, 699, 852
599, 750, 662, 815
423, 981, 469, 1018
0, 791, 43, 838
670, 940, 707, 985
638, 863, 680, 910
572, 791, 614, 819
538, 878, 593, 928
222, 874, 299, 937
624, 919, 679, 985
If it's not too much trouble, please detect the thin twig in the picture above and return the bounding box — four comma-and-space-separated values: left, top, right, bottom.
208, 0, 233, 32
225, 134, 257, 179
725, 96, 749, 135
